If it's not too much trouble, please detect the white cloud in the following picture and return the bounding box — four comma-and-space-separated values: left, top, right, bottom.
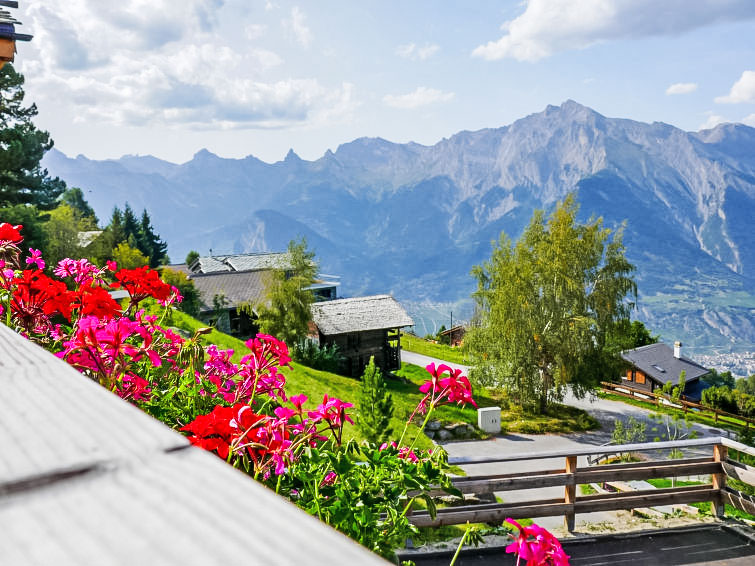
245, 23, 266, 40
472, 0, 755, 62
395, 42, 440, 61
19, 0, 347, 131
383, 87, 455, 109
715, 70, 755, 104
699, 113, 729, 130
666, 82, 697, 95
743, 114, 755, 127
284, 6, 312, 47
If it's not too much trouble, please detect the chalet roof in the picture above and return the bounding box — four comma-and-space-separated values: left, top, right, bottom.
311, 295, 413, 335
440, 325, 466, 335
621, 343, 710, 385
191, 270, 273, 313
190, 253, 292, 274
77, 230, 102, 248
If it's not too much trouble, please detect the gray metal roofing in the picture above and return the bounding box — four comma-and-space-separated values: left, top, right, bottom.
310, 295, 414, 335
190, 270, 273, 312
620, 343, 710, 385
191, 253, 292, 274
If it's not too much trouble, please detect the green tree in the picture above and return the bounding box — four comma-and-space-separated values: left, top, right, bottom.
256, 238, 317, 345
139, 209, 168, 267
465, 194, 636, 412
112, 241, 148, 270
43, 204, 84, 268
161, 267, 201, 317
185, 250, 200, 267
357, 356, 394, 444
0, 65, 66, 210
60, 187, 98, 226
735, 374, 755, 395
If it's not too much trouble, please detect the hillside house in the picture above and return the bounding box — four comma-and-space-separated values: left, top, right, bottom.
620, 341, 711, 401
310, 295, 414, 377
440, 325, 466, 347
168, 252, 339, 336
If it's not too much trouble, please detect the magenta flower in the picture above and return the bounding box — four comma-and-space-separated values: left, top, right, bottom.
505, 518, 570, 566
25, 248, 45, 270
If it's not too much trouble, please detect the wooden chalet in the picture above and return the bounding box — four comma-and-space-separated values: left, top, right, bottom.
310, 295, 414, 377
440, 325, 466, 347
166, 252, 339, 337
620, 341, 711, 401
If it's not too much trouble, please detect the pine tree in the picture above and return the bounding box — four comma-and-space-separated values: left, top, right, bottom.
139, 209, 168, 267
0, 65, 66, 210
357, 357, 394, 444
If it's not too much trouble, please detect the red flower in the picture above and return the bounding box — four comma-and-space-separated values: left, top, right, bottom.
111, 266, 173, 305
11, 269, 76, 331
74, 283, 123, 320
0, 222, 23, 246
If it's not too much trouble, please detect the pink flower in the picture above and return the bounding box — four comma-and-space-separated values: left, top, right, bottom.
505, 519, 569, 566
25, 248, 45, 270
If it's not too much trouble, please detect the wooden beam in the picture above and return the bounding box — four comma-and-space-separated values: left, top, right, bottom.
712, 444, 728, 517
564, 456, 577, 532
723, 460, 755, 487
722, 487, 755, 517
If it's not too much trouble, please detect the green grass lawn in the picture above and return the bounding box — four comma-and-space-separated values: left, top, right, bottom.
646, 478, 755, 522
400, 332, 468, 365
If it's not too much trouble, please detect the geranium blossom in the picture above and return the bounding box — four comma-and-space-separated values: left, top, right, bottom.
25, 248, 45, 270
505, 519, 570, 566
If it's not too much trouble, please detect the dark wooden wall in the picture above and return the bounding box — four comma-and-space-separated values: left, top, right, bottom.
321, 328, 399, 377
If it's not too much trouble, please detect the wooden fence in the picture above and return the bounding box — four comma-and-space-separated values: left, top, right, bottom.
408, 437, 755, 532
0, 323, 389, 565
600, 380, 755, 428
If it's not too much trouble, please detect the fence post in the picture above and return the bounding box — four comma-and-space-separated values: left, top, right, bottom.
712, 443, 727, 517
564, 455, 577, 532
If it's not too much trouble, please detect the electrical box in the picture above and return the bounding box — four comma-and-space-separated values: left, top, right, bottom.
477, 407, 501, 433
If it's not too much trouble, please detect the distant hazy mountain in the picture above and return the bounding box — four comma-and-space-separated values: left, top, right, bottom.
43, 101, 755, 353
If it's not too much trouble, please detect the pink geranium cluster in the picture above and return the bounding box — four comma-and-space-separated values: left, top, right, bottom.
505, 519, 570, 566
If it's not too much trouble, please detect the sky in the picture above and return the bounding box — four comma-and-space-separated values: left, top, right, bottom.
12, 0, 755, 164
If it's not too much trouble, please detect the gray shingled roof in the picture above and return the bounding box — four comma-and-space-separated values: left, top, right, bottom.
310, 295, 413, 335
191, 271, 273, 313
190, 253, 292, 274
621, 343, 710, 385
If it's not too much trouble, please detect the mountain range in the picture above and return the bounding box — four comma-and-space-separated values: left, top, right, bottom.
42, 100, 755, 354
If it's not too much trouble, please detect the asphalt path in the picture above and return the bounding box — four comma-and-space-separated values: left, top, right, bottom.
400, 349, 729, 533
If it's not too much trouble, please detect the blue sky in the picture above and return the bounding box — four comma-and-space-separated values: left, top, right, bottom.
14, 0, 755, 164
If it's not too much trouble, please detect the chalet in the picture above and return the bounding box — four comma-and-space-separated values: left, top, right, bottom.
440, 325, 466, 347
167, 252, 339, 336
310, 295, 414, 377
620, 341, 711, 401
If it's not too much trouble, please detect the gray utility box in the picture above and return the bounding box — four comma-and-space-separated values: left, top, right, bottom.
477, 407, 501, 433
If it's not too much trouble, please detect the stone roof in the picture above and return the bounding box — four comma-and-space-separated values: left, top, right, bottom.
310, 295, 413, 336
190, 253, 292, 274
621, 343, 710, 385
190, 270, 273, 313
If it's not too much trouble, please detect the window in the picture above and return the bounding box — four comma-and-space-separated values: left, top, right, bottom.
636, 372, 646, 385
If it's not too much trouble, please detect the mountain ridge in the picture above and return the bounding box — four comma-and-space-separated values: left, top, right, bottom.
42, 101, 755, 353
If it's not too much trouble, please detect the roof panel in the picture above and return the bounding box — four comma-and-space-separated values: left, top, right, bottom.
311, 295, 413, 335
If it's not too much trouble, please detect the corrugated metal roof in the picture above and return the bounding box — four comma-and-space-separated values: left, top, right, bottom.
311, 295, 413, 335
191, 270, 273, 313
621, 343, 710, 385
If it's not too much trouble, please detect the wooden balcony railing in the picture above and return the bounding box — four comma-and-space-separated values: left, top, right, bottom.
409, 437, 755, 531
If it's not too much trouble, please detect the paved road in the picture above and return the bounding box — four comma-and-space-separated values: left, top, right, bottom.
401, 349, 728, 533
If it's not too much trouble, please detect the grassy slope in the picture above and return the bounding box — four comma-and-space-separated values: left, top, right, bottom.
165, 311, 598, 443
400, 332, 468, 365
164, 311, 493, 450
